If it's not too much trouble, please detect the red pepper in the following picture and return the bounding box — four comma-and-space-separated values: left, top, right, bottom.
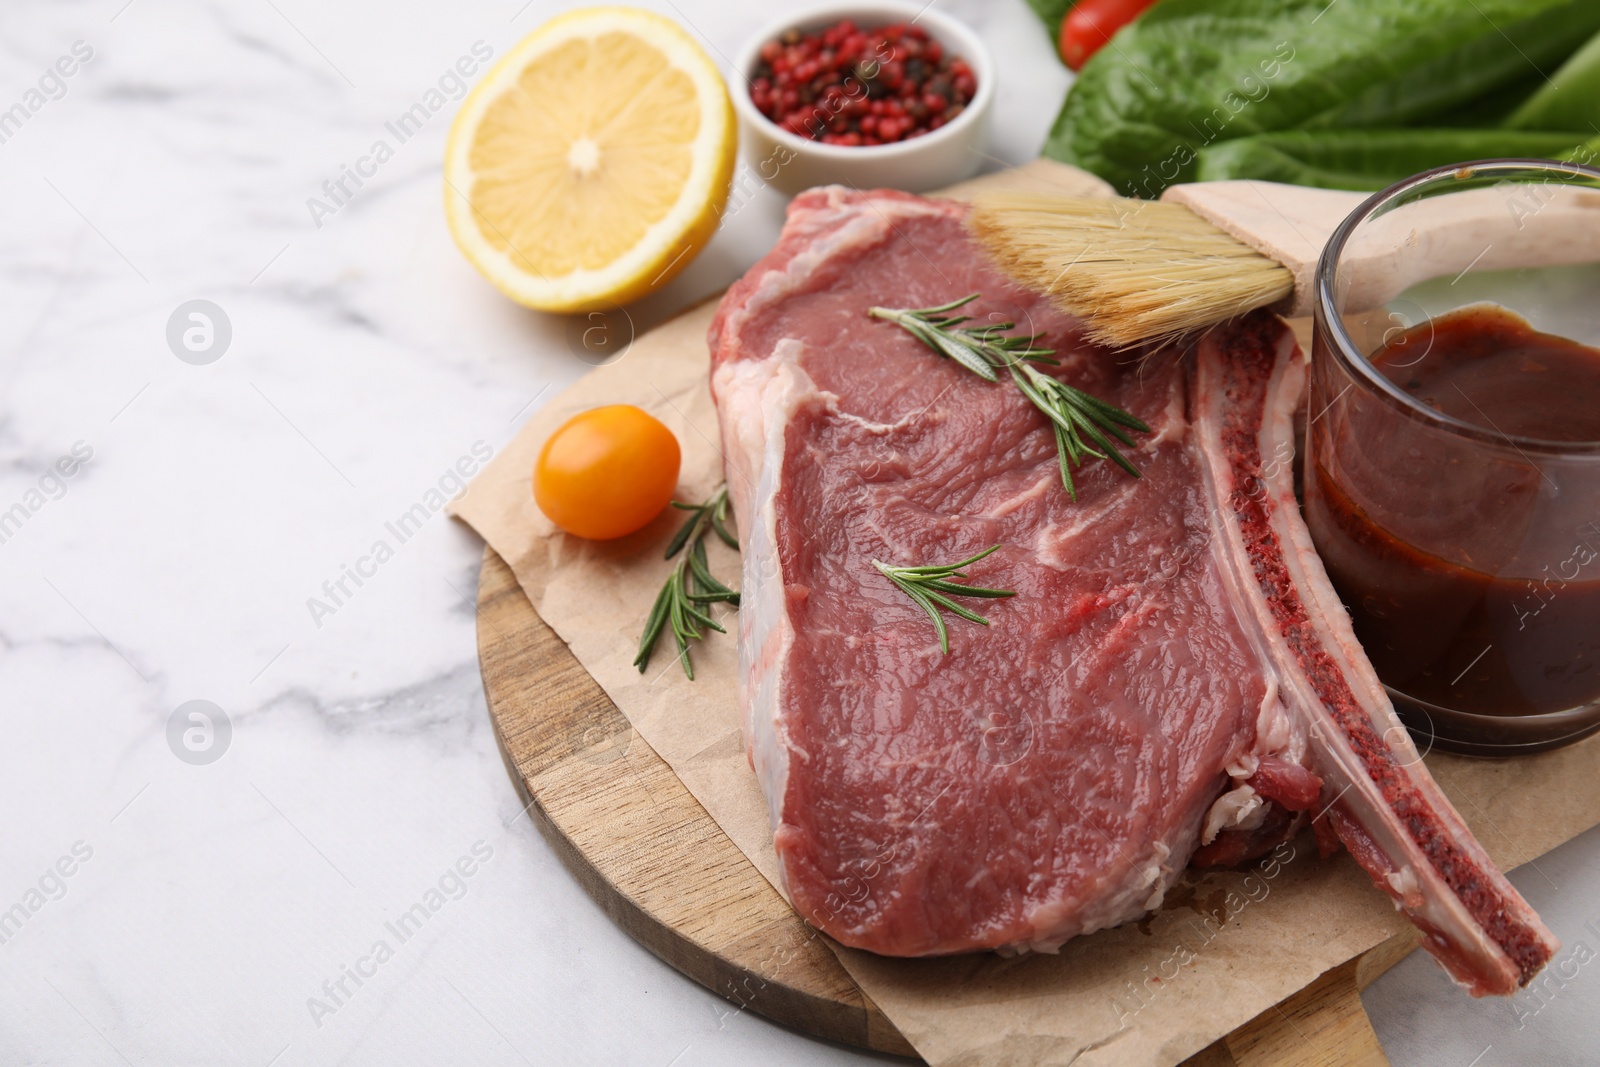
1058, 0, 1160, 72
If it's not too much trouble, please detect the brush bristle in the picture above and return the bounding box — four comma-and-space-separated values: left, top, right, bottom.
970, 193, 1294, 348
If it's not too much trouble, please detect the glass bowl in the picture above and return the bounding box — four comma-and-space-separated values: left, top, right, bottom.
1307, 159, 1600, 755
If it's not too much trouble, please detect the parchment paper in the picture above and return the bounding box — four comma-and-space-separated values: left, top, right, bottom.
450, 160, 1600, 1067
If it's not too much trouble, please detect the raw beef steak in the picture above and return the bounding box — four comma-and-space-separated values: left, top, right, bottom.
707, 187, 1555, 995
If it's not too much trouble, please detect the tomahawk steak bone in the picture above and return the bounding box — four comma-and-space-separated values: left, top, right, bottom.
707, 188, 1555, 995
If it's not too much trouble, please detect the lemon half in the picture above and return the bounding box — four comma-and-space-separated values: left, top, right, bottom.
444, 7, 736, 313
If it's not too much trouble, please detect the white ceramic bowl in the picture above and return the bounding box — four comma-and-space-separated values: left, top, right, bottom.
729, 1, 994, 197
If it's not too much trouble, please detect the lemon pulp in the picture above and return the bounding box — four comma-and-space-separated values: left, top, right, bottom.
444, 8, 735, 312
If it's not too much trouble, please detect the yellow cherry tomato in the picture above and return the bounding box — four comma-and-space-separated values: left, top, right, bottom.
534, 405, 681, 540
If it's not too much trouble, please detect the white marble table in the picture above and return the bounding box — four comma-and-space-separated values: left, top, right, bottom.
0, 1, 1594, 1064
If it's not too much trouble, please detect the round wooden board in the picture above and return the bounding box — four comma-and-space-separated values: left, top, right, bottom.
475, 546, 1411, 1065
474, 547, 918, 1057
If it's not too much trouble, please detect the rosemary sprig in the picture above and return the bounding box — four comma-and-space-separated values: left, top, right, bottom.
635, 486, 739, 680
873, 545, 1016, 655
867, 294, 1056, 382
1008, 362, 1150, 501
868, 293, 1150, 500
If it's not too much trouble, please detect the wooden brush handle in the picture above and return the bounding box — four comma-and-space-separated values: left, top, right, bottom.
1161, 183, 1362, 316
1163, 179, 1600, 315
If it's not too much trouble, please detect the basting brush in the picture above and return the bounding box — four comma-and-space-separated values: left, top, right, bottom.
970, 177, 1600, 348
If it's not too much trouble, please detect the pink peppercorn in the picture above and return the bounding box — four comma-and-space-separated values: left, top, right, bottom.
749, 19, 977, 146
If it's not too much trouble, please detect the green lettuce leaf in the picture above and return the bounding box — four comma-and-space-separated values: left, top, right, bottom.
1045, 0, 1600, 196
1505, 29, 1600, 131
1560, 136, 1600, 164
1195, 128, 1591, 189
1023, 0, 1077, 42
